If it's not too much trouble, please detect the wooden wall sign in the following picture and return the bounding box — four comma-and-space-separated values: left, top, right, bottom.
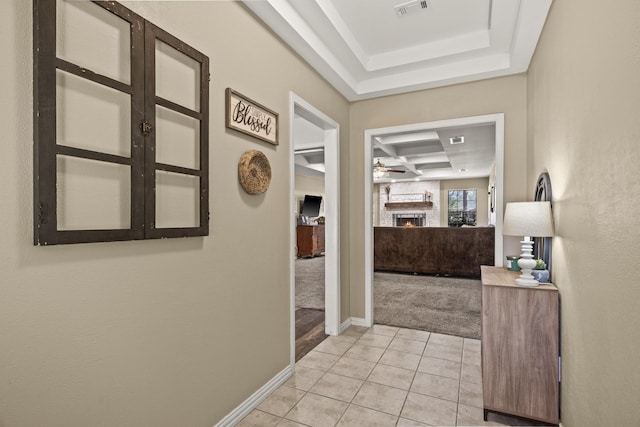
225, 88, 278, 145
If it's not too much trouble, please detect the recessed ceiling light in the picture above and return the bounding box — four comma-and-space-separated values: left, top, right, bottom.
450, 136, 464, 145
414, 178, 420, 181
391, 179, 397, 183
459, 168, 468, 172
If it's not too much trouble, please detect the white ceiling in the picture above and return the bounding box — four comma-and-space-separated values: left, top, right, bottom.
243, 0, 552, 100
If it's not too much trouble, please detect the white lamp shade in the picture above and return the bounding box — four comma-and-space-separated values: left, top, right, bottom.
503, 201, 554, 237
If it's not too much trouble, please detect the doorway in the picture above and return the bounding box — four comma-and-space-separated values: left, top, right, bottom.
363, 113, 505, 326
289, 93, 340, 365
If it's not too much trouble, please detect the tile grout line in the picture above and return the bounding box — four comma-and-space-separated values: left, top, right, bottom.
361, 326, 402, 424
395, 330, 432, 426
321, 325, 386, 427
285, 345, 347, 425
370, 327, 406, 426
454, 343, 465, 427
285, 341, 347, 424
332, 333, 368, 427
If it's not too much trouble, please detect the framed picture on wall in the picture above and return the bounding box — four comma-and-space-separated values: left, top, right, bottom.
225, 88, 279, 145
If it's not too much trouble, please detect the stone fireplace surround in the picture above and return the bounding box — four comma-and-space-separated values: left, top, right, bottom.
379, 181, 440, 227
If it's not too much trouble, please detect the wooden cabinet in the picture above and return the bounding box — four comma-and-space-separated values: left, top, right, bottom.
480, 266, 559, 425
297, 225, 325, 257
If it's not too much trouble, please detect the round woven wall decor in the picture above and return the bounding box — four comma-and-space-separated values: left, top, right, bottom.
238, 150, 272, 195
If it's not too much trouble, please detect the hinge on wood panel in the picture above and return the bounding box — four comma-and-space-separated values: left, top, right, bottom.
39, 202, 48, 225
558, 356, 562, 382
140, 120, 153, 136
207, 211, 211, 221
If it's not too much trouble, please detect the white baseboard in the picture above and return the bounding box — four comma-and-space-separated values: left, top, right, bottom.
339, 318, 352, 333
349, 317, 370, 327
340, 317, 369, 333
214, 364, 294, 427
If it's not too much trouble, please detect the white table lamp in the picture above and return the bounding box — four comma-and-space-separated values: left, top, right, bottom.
503, 201, 554, 286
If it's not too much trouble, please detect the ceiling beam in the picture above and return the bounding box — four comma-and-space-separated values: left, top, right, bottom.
396, 144, 444, 157
373, 137, 420, 175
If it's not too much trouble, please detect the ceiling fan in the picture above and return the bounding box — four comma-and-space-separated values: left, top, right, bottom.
373, 159, 405, 178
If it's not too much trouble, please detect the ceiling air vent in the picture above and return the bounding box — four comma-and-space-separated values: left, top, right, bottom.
395, 0, 428, 17
449, 136, 465, 145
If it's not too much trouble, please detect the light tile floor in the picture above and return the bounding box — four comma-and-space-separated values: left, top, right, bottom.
238, 325, 543, 427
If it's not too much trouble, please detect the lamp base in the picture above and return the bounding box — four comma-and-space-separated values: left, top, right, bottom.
515, 237, 540, 287
515, 277, 540, 287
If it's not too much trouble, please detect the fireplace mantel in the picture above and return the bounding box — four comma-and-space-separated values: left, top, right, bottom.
384, 201, 433, 209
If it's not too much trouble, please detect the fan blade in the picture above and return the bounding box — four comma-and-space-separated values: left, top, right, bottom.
386, 169, 406, 173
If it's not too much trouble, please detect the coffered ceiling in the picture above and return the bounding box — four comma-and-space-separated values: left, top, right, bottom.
294, 115, 495, 182
243, 0, 552, 100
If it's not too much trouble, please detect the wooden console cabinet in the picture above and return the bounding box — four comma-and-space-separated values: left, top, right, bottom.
296, 224, 325, 257
480, 266, 559, 425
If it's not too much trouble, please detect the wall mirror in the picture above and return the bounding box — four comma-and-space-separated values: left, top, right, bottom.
534, 172, 552, 274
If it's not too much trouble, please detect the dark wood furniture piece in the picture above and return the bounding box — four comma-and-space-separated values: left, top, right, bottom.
480, 266, 560, 425
297, 224, 325, 257
374, 226, 494, 277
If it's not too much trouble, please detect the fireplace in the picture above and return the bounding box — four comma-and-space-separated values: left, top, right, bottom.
393, 213, 427, 227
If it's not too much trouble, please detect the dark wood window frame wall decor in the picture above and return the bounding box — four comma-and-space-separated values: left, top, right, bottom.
33, 0, 210, 245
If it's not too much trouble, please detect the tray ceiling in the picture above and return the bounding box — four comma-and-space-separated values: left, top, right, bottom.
243, 0, 552, 100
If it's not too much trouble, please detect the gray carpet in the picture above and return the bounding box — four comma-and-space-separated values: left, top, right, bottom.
295, 256, 325, 310
374, 272, 481, 339
295, 256, 482, 339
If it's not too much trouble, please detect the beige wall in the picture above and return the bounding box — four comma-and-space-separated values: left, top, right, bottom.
0, 1, 349, 426
527, 0, 640, 425
349, 75, 527, 318
440, 177, 490, 227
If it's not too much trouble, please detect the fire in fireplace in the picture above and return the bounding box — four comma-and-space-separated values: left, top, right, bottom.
393, 213, 427, 227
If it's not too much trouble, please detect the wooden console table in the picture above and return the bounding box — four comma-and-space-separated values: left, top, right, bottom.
296, 224, 325, 257
480, 266, 560, 425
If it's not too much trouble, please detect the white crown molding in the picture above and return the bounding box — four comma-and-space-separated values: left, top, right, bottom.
314, 0, 369, 69
243, 0, 360, 99
243, 0, 552, 101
